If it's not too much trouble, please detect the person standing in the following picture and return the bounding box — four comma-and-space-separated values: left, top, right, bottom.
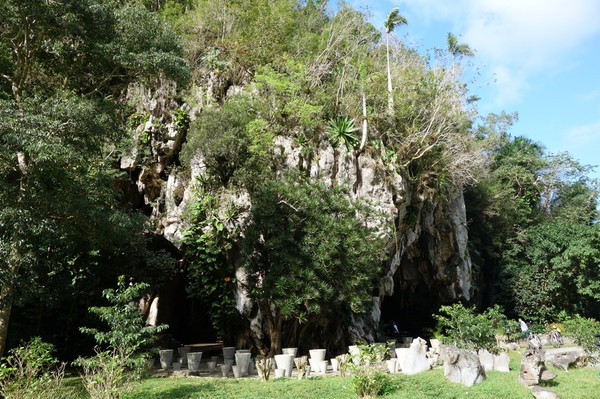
518, 318, 529, 339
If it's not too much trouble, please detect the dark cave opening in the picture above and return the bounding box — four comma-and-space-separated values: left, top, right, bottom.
379, 283, 439, 341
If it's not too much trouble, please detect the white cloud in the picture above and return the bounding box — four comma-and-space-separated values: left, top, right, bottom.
395, 0, 600, 106
489, 65, 529, 107
566, 120, 600, 147
461, 0, 600, 68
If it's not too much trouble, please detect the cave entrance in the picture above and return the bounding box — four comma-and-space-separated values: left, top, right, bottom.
379, 283, 439, 341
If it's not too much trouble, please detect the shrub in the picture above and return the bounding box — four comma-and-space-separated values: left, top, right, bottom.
434, 304, 508, 353
348, 343, 394, 399
74, 276, 168, 399
0, 337, 76, 399
563, 315, 600, 360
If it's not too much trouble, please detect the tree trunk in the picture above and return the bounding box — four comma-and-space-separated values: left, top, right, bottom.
0, 280, 15, 356
386, 35, 394, 115
265, 303, 283, 357
354, 93, 368, 194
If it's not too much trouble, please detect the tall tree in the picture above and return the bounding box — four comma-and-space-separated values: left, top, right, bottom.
447, 32, 474, 58
384, 7, 407, 115
0, 0, 188, 355
241, 174, 387, 355
0, 94, 115, 355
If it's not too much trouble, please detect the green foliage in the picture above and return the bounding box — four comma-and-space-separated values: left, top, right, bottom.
327, 116, 360, 151
253, 59, 324, 134
465, 115, 599, 319
75, 276, 167, 399
447, 33, 474, 58
348, 342, 394, 398
181, 96, 255, 187
0, 337, 73, 399
78, 276, 167, 359
501, 221, 600, 323
76, 348, 137, 399
112, 3, 190, 87
179, 0, 317, 82
0, 0, 189, 99
562, 315, 600, 359
173, 108, 191, 136
434, 304, 508, 353
0, 93, 120, 353
183, 193, 239, 337
0, 0, 186, 358
242, 173, 388, 351
384, 7, 408, 34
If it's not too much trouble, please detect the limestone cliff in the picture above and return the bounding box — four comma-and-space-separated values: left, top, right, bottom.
121, 84, 473, 349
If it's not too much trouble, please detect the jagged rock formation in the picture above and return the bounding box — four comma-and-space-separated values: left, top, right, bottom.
121, 83, 474, 348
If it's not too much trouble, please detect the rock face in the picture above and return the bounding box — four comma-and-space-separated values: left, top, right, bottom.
441, 345, 485, 387
122, 85, 475, 348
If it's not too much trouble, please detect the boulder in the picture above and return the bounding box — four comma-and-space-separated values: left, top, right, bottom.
427, 339, 442, 367
493, 352, 510, 372
520, 347, 556, 386
477, 348, 495, 372
499, 342, 520, 351
401, 338, 431, 375
441, 345, 485, 387
545, 347, 587, 371
531, 386, 561, 399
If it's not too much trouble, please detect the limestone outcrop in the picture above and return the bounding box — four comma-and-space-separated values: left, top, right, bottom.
120, 84, 475, 348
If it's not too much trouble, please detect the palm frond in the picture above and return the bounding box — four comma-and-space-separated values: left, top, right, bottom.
448, 32, 474, 57
384, 7, 407, 33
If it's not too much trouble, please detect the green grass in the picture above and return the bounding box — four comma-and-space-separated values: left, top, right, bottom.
122, 351, 600, 399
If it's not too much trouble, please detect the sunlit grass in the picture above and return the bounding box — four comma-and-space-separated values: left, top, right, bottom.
121, 350, 600, 399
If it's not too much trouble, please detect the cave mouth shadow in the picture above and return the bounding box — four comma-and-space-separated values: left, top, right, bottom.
379, 287, 438, 342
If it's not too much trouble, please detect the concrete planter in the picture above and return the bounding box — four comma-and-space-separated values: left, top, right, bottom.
178, 347, 190, 366
309, 349, 326, 372
222, 346, 236, 360
159, 349, 174, 370
235, 352, 252, 376
274, 354, 294, 377
187, 352, 203, 372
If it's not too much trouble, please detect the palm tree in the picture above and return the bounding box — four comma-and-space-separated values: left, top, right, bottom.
447, 32, 474, 58
384, 7, 407, 115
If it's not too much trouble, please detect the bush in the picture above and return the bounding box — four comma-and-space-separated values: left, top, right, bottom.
348, 343, 394, 399
0, 337, 76, 399
434, 304, 508, 353
74, 276, 168, 399
563, 315, 600, 360
180, 95, 255, 187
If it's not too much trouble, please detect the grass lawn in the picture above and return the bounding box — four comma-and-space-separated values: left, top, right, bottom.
123, 350, 600, 399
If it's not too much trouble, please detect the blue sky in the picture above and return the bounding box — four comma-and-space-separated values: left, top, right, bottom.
346, 0, 600, 178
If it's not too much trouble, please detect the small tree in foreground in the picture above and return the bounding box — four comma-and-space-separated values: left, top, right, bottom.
348, 343, 394, 399
74, 276, 168, 399
242, 174, 388, 355
434, 303, 508, 353
562, 315, 600, 362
